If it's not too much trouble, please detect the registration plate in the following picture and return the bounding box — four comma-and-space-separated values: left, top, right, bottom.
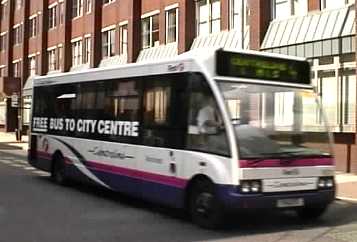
277, 198, 304, 208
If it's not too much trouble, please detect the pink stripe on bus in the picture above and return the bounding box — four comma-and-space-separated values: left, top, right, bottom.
239, 157, 334, 168
86, 161, 187, 188
36, 151, 187, 188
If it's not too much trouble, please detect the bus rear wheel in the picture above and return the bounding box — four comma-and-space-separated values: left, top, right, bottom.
296, 204, 327, 220
189, 179, 224, 229
52, 154, 69, 186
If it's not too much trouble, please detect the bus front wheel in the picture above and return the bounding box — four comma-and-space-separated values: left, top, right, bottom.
296, 204, 328, 220
189, 179, 224, 229
52, 154, 69, 186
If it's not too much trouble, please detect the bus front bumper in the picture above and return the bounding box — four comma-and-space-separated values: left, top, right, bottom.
217, 185, 335, 210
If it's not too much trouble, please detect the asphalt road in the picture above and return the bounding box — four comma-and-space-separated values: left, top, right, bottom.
1, 147, 357, 242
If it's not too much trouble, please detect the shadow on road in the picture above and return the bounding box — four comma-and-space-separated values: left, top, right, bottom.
0, 142, 23, 150
31, 175, 357, 241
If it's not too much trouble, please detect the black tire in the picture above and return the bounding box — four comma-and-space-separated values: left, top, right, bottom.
52, 154, 69, 186
189, 179, 225, 229
296, 204, 328, 220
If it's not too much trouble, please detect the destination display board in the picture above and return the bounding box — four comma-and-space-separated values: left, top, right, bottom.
216, 50, 311, 84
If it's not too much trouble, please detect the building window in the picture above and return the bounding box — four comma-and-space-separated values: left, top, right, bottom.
196, 0, 221, 36
102, 28, 115, 58
58, 45, 63, 64
119, 24, 128, 55
59, 2, 64, 24
231, 0, 249, 30
321, 0, 352, 9
142, 14, 159, 49
48, 48, 58, 72
0, 66, 5, 77
165, 8, 178, 43
273, 0, 307, 20
28, 56, 37, 76
86, 0, 91, 13
0, 33, 6, 51
103, 0, 115, 5
15, 0, 22, 9
0, 2, 7, 20
29, 16, 37, 38
83, 36, 91, 64
13, 25, 22, 45
72, 0, 83, 19
72, 39, 83, 66
48, 5, 57, 29
13, 61, 21, 78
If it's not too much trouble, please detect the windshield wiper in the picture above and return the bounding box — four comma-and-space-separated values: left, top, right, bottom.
244, 151, 330, 165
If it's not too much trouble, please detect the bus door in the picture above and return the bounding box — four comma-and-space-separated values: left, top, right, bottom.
138, 74, 188, 206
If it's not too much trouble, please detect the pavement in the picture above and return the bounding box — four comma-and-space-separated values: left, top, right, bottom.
0, 132, 356, 202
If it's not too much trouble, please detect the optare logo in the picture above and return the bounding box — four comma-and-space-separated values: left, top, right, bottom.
42, 138, 49, 152
282, 168, 299, 176
168, 63, 184, 72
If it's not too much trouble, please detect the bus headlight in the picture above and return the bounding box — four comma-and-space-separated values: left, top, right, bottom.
241, 182, 251, 193
318, 177, 334, 189
251, 181, 261, 193
240, 180, 261, 193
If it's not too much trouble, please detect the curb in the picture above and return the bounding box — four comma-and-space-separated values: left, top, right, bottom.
336, 196, 357, 203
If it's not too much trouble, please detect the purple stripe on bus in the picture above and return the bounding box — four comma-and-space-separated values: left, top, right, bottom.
85, 161, 188, 188
37, 151, 72, 164
239, 157, 334, 168
36, 151, 187, 188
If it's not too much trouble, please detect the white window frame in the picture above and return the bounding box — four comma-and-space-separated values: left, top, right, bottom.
0, 65, 5, 77
28, 55, 37, 76
15, 0, 22, 9
12, 59, 21, 78
119, 23, 128, 55
47, 47, 58, 72
29, 15, 37, 38
165, 6, 178, 44
103, 0, 115, 6
0, 1, 7, 20
272, 0, 308, 19
321, 0, 353, 9
86, 0, 91, 13
83, 35, 91, 64
48, 4, 58, 29
196, 0, 221, 36
72, 0, 83, 19
71, 37, 83, 66
141, 11, 160, 49
13, 24, 22, 45
101, 27, 116, 58
0, 31, 6, 51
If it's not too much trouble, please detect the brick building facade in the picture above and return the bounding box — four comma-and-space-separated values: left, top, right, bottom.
0, 0, 356, 172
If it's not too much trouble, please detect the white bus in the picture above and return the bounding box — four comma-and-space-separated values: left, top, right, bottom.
29, 48, 335, 228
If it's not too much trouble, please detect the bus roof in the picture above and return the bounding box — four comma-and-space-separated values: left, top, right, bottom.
33, 48, 309, 87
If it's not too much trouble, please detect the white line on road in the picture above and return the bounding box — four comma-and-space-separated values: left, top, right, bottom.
24, 167, 36, 171
32, 171, 50, 176
10, 164, 26, 168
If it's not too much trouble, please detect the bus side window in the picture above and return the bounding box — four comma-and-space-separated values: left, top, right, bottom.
141, 74, 188, 149
186, 73, 230, 157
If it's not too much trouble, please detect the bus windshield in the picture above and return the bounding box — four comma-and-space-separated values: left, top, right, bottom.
217, 81, 332, 159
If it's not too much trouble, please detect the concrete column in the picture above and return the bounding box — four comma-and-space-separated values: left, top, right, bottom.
249, 0, 271, 51
127, 0, 141, 63
21, 0, 29, 84
221, 0, 229, 31
90, 0, 102, 68
38, 0, 48, 76
178, 0, 195, 54
308, 0, 321, 12
5, 0, 14, 77
61, 0, 72, 72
